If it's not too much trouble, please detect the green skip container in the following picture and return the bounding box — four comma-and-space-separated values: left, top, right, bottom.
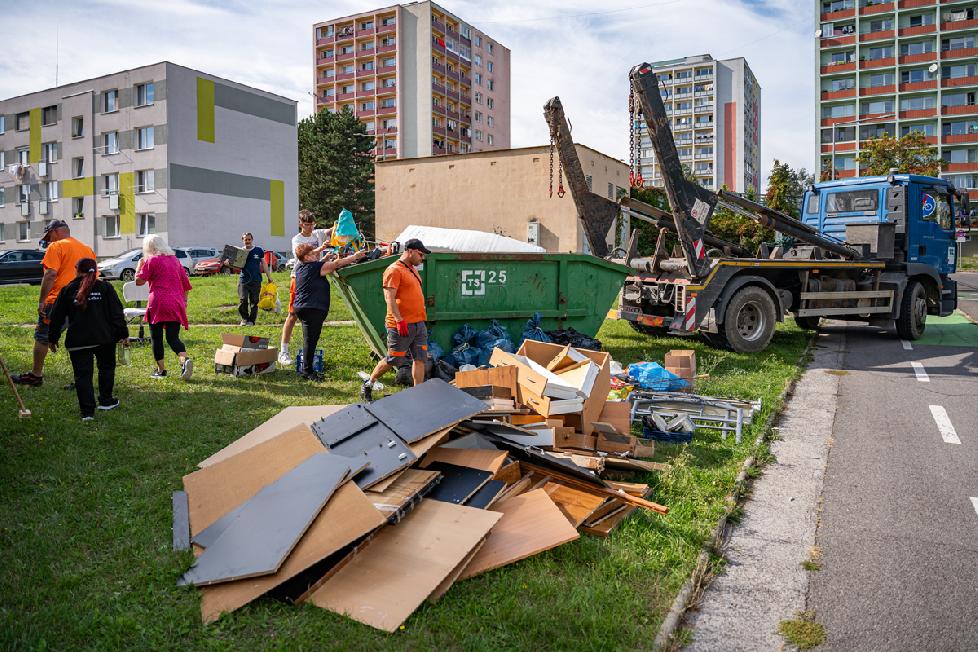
335, 252, 629, 358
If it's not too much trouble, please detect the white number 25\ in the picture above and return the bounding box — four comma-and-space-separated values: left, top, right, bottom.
487, 270, 508, 284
